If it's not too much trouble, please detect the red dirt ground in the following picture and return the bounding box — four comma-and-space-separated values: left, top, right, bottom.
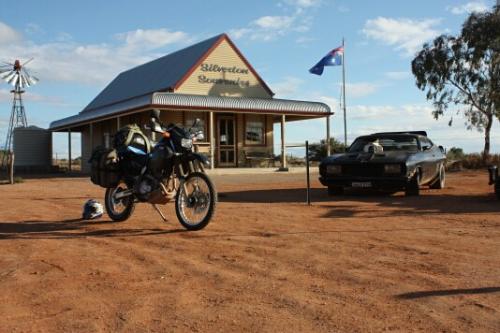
0, 170, 499, 332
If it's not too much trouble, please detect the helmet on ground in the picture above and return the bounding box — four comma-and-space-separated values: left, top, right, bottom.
82, 199, 104, 220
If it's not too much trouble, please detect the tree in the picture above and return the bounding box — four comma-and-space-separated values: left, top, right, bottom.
412, 6, 500, 158
308, 137, 347, 161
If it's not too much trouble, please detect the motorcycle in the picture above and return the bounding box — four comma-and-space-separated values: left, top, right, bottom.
104, 110, 217, 230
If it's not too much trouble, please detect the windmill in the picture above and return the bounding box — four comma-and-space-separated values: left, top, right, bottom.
0, 58, 39, 168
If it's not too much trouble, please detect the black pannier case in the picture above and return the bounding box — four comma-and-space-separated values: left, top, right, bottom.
89, 146, 121, 188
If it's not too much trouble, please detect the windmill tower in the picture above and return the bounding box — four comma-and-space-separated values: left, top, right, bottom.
0, 59, 39, 168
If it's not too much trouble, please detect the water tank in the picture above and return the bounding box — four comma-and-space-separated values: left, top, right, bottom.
13, 126, 52, 171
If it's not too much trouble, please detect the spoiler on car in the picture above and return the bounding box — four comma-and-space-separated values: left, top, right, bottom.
371, 131, 428, 136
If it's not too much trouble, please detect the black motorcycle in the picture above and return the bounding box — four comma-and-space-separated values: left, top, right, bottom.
104, 110, 216, 230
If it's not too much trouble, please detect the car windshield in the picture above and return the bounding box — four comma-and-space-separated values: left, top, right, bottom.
348, 136, 419, 153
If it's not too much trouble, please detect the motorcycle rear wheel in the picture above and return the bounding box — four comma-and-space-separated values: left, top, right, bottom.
175, 172, 217, 231
105, 183, 135, 222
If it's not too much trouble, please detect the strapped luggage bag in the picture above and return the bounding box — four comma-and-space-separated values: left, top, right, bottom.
89, 146, 121, 188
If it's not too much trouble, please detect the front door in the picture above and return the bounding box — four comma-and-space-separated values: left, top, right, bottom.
217, 115, 236, 167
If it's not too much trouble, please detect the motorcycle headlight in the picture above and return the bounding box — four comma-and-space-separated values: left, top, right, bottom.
181, 138, 193, 149
326, 164, 342, 175
384, 164, 402, 174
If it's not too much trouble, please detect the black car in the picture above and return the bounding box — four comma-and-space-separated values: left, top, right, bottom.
319, 131, 446, 196
488, 165, 500, 199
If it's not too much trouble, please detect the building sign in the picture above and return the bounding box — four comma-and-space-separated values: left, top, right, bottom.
198, 63, 251, 88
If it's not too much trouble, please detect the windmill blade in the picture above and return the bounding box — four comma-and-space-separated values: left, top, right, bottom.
21, 68, 39, 86
8, 73, 19, 86
1, 69, 14, 80
19, 74, 28, 88
3, 71, 16, 82
1, 61, 14, 66
22, 58, 34, 67
27, 74, 39, 85
0, 67, 12, 75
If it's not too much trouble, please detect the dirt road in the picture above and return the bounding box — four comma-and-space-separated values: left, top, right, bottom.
0, 170, 499, 332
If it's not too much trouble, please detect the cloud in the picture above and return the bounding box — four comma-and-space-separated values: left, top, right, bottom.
253, 16, 294, 30
447, 1, 489, 15
344, 82, 379, 98
283, 0, 322, 8
115, 28, 189, 51
229, 1, 318, 41
0, 89, 68, 106
0, 21, 190, 86
385, 71, 411, 80
0, 21, 22, 44
272, 76, 304, 98
362, 17, 442, 56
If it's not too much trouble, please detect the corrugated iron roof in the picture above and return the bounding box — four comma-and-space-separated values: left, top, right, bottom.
49, 93, 331, 130
83, 34, 224, 112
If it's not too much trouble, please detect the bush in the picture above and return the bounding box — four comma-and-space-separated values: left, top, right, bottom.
446, 146, 500, 169
308, 138, 347, 161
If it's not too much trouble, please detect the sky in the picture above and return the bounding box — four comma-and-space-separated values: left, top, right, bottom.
0, 0, 499, 158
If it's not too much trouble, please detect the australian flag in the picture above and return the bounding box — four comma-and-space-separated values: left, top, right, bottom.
309, 46, 343, 75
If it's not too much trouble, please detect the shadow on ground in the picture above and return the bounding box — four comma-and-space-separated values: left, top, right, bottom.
0, 218, 187, 240
219, 188, 500, 217
396, 287, 500, 299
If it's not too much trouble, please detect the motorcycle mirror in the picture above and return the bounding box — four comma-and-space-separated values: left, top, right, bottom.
191, 118, 201, 129
195, 131, 204, 141
150, 109, 161, 121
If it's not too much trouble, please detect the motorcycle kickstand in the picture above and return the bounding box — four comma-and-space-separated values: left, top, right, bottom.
152, 204, 168, 222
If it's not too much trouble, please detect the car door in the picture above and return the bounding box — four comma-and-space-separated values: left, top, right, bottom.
419, 137, 434, 183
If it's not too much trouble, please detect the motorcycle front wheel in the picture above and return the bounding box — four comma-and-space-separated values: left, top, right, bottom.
105, 183, 135, 222
175, 171, 217, 231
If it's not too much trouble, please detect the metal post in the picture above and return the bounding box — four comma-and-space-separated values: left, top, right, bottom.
117, 116, 121, 130
279, 114, 288, 171
342, 37, 347, 149
326, 115, 331, 156
8, 152, 14, 184
68, 129, 72, 173
306, 140, 310, 205
209, 112, 215, 169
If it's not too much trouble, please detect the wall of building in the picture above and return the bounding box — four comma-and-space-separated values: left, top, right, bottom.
13, 126, 52, 170
176, 39, 272, 98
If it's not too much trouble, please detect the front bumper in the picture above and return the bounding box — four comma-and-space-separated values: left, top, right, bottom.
319, 175, 410, 190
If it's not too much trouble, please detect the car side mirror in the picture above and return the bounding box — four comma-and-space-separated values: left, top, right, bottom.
439, 145, 445, 154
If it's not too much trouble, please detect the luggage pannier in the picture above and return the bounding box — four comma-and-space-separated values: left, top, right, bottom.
89, 146, 121, 188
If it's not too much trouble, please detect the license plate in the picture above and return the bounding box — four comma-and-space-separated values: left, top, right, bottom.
352, 181, 372, 188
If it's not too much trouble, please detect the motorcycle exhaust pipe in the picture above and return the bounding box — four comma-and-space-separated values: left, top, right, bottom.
488, 165, 498, 185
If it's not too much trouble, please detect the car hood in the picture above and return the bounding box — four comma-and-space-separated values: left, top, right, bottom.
322, 151, 415, 164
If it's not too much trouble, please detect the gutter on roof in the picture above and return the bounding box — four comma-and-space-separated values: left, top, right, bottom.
50, 92, 332, 131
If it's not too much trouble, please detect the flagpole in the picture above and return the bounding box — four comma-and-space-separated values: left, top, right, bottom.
342, 37, 347, 149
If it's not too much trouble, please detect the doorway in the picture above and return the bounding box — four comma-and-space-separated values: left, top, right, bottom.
217, 115, 236, 167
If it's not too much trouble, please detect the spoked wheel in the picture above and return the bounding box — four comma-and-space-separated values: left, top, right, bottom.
175, 172, 217, 231
105, 183, 135, 222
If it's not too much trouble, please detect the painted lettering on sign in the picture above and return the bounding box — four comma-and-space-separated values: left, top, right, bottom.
198, 75, 250, 88
200, 63, 249, 74
198, 63, 251, 88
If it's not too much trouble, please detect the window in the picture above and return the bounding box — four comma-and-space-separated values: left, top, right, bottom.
245, 114, 265, 145
185, 112, 207, 142
420, 137, 433, 151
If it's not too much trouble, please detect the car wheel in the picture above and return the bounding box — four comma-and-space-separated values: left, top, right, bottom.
429, 164, 445, 189
405, 171, 420, 196
328, 186, 344, 196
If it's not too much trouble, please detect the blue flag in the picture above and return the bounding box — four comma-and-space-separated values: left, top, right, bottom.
309, 46, 343, 75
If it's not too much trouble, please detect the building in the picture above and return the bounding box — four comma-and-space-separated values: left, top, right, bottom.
49, 33, 332, 172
